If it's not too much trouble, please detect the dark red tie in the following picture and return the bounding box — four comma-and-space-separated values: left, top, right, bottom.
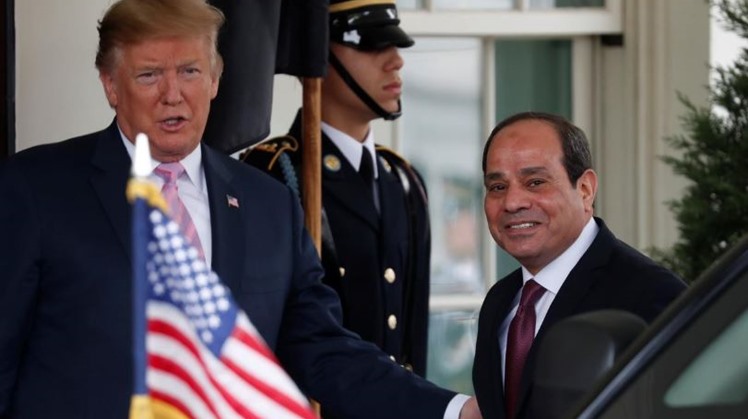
505, 279, 546, 418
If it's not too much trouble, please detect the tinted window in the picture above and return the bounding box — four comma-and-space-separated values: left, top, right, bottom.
599, 270, 748, 418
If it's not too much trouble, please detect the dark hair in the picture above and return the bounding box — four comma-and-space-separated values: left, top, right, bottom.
95, 0, 225, 75
481, 111, 593, 185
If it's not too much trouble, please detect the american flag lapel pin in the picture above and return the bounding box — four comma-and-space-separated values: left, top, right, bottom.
226, 194, 239, 208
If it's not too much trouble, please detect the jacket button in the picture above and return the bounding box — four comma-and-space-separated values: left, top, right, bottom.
339, 266, 346, 277
384, 268, 396, 284
387, 314, 397, 330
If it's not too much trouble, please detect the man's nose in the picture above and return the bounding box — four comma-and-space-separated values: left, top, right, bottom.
503, 186, 531, 213
161, 73, 183, 105
383, 47, 404, 71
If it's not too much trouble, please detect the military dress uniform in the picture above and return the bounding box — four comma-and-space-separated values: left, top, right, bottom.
243, 111, 431, 376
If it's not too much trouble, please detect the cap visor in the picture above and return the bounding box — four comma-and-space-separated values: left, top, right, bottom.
351, 25, 415, 50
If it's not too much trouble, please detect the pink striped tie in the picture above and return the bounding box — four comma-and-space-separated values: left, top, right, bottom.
154, 162, 205, 259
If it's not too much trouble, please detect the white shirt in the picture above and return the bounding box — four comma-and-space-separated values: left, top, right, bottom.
499, 217, 599, 383
119, 131, 212, 266
321, 122, 378, 179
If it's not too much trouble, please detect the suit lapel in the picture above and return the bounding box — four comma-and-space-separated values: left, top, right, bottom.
90, 122, 133, 261
475, 271, 523, 419
321, 136, 379, 230
537, 218, 613, 332
517, 218, 614, 416
202, 145, 245, 291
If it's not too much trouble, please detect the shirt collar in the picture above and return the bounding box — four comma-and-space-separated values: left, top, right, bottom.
118, 127, 205, 192
321, 122, 378, 179
521, 217, 599, 295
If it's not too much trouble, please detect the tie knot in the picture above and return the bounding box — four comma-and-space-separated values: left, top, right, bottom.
154, 162, 186, 184
519, 279, 546, 308
359, 147, 375, 184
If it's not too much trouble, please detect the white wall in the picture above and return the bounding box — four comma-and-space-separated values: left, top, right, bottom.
15, 0, 114, 150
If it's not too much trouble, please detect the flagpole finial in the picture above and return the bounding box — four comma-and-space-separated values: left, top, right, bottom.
132, 133, 152, 178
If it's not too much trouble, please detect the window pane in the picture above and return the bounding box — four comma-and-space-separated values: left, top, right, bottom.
427, 309, 478, 394
664, 309, 748, 407
401, 37, 486, 296
495, 39, 572, 120
397, 0, 423, 10
532, 0, 605, 9
400, 37, 484, 390
432, 0, 514, 10
555, 0, 605, 7
403, 0, 605, 11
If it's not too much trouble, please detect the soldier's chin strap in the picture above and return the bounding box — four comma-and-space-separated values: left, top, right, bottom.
329, 52, 402, 121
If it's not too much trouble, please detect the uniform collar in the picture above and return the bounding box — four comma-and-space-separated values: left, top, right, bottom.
322, 122, 379, 179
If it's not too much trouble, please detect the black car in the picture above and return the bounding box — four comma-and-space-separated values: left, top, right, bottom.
531, 235, 748, 418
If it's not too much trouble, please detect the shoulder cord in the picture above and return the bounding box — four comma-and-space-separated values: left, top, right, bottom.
277, 152, 300, 198
278, 150, 340, 271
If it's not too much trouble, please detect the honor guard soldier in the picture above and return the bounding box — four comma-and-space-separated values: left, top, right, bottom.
243, 0, 431, 376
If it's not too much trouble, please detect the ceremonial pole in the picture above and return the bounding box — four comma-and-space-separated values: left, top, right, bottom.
301, 77, 323, 255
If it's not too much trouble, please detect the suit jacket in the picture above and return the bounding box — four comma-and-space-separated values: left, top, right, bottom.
0, 121, 452, 419
472, 218, 686, 419
242, 111, 431, 375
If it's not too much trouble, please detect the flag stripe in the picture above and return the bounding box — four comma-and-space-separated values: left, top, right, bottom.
222, 356, 316, 419
223, 334, 308, 402
149, 323, 264, 419
231, 322, 275, 360
149, 332, 251, 419
149, 355, 221, 418
223, 322, 310, 404
149, 303, 311, 418
149, 371, 216, 419
133, 204, 314, 418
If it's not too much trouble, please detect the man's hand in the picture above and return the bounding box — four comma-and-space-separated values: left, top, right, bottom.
459, 397, 482, 419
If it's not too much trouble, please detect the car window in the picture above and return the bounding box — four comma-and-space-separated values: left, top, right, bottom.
598, 269, 748, 419
664, 308, 748, 407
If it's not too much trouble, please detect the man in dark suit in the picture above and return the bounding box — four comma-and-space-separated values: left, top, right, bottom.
243, 0, 431, 376
472, 112, 686, 419
0, 0, 481, 418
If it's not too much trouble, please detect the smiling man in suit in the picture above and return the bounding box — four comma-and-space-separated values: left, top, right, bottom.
0, 0, 484, 418
473, 112, 686, 419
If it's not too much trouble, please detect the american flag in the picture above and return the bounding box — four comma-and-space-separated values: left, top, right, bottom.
129, 179, 315, 419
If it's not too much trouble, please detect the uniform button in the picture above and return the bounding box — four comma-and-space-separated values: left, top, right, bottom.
339, 267, 346, 277
387, 314, 397, 330
404, 363, 413, 372
389, 355, 396, 362
384, 268, 396, 284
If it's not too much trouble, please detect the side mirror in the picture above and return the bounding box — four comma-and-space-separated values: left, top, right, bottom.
528, 310, 647, 419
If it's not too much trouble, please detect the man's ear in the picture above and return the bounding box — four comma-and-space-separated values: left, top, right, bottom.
576, 169, 598, 213
99, 72, 118, 108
